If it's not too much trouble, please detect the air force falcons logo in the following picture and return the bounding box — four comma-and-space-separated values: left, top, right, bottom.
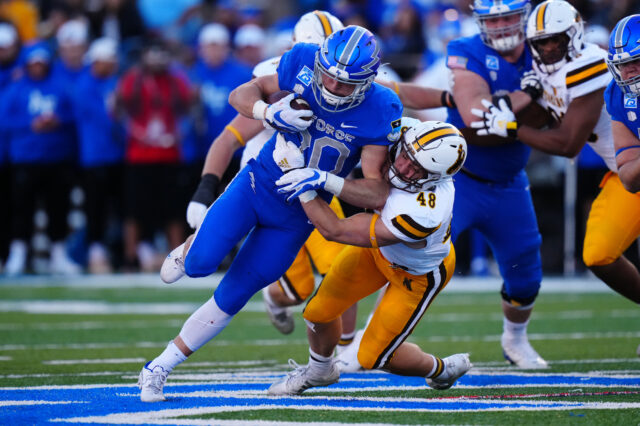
296, 66, 314, 86
485, 55, 499, 71
624, 95, 637, 109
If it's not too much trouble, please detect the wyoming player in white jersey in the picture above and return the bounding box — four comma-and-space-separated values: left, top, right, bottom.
471, 0, 640, 309
268, 118, 471, 396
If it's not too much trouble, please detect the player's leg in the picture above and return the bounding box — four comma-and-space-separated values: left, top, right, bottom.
583, 173, 640, 303
263, 197, 346, 333
357, 247, 470, 388
269, 246, 386, 395
160, 168, 259, 283
482, 178, 546, 369
262, 246, 313, 334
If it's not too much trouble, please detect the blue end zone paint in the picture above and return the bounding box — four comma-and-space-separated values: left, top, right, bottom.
1, 372, 639, 423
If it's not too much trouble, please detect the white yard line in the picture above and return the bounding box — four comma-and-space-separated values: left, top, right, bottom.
0, 273, 617, 293
0, 400, 82, 407
43, 358, 146, 365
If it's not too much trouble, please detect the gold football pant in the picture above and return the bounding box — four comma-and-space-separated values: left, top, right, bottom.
583, 172, 640, 267
304, 243, 456, 369
277, 197, 346, 302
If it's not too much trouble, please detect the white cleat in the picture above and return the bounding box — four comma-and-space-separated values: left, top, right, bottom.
4, 240, 27, 276
268, 359, 339, 396
50, 242, 82, 275
335, 329, 364, 373
502, 335, 549, 369
160, 243, 186, 284
138, 361, 169, 402
426, 353, 472, 390
262, 288, 294, 334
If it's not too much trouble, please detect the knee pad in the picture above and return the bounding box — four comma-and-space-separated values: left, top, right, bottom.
500, 283, 537, 308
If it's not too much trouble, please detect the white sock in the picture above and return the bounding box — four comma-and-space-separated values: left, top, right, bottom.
426, 354, 445, 377
148, 341, 187, 373
262, 287, 286, 315
503, 317, 529, 340
308, 348, 332, 375
179, 297, 233, 352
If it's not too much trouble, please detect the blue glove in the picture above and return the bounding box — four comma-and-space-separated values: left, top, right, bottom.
276, 167, 345, 203
264, 93, 313, 133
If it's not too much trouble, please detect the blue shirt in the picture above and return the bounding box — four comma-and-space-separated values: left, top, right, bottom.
0, 72, 76, 164
605, 80, 640, 140
73, 71, 125, 167
184, 58, 252, 162
0, 57, 23, 165
446, 34, 533, 182
253, 42, 403, 203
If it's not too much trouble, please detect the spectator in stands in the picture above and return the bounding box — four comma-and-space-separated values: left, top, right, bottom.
52, 19, 89, 86
378, 3, 426, 80
184, 23, 251, 180
116, 38, 193, 271
86, 0, 145, 42
1, 41, 81, 275
0, 20, 20, 270
73, 37, 124, 273
233, 24, 265, 67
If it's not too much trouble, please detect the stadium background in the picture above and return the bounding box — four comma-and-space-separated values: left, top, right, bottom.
0, 0, 637, 278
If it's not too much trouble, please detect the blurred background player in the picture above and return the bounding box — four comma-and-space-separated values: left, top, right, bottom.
115, 38, 193, 271
1, 41, 80, 275
471, 2, 640, 313
270, 119, 471, 395
73, 37, 124, 273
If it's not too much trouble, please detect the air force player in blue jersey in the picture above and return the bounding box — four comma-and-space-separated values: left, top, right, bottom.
606, 15, 640, 194
605, 15, 640, 357
445, 0, 548, 369
137, 25, 403, 402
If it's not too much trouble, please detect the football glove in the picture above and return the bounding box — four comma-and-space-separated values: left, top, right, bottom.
186, 174, 219, 229
186, 201, 208, 229
520, 70, 543, 100
273, 134, 305, 172
276, 167, 344, 203
470, 98, 518, 138
263, 93, 313, 132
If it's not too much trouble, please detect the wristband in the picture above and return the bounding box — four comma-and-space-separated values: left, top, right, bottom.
252, 100, 268, 120
298, 190, 318, 203
191, 173, 220, 205
522, 86, 541, 101
324, 173, 345, 196
506, 121, 518, 139
225, 124, 245, 146
491, 94, 512, 109
441, 91, 456, 108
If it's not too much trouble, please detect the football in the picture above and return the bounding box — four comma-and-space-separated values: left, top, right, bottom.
266, 91, 312, 121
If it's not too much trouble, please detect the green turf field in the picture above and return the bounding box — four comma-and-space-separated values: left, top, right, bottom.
1, 276, 639, 425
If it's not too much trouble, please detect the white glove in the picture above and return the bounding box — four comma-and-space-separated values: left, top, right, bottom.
276, 167, 344, 203
520, 70, 542, 100
273, 134, 305, 172
186, 201, 208, 229
257, 93, 313, 132
470, 98, 518, 138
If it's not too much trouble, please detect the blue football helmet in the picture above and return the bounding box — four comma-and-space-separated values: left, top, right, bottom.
312, 25, 381, 112
607, 14, 640, 97
471, 0, 531, 52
